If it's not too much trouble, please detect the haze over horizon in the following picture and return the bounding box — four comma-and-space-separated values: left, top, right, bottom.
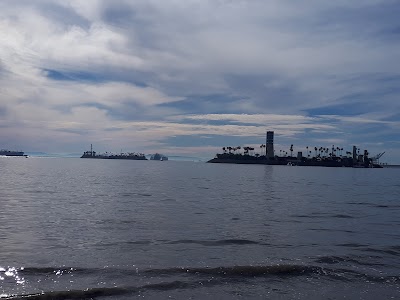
1, 1, 399, 163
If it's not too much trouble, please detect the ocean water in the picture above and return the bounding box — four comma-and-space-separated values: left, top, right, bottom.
0, 157, 399, 299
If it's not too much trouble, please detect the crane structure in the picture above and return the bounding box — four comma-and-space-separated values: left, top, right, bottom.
370, 152, 385, 164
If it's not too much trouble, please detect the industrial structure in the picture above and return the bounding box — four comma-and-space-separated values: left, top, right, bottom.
266, 131, 274, 159
208, 131, 384, 168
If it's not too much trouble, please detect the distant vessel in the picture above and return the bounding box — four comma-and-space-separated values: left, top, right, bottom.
81, 144, 147, 160
0, 149, 27, 157
150, 153, 168, 161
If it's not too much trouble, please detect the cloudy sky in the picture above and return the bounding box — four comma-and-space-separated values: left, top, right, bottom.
1, 0, 399, 162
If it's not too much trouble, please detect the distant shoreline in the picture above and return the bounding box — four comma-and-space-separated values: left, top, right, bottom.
13, 153, 400, 166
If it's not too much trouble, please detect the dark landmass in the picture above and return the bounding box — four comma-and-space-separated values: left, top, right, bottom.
208, 153, 383, 168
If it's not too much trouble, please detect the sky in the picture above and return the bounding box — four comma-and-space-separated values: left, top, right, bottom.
0, 0, 399, 162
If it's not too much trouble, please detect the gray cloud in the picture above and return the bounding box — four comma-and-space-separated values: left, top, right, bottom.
0, 0, 399, 162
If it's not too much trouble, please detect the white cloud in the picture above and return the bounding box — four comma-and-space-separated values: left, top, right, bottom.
179, 114, 315, 124
0, 0, 399, 162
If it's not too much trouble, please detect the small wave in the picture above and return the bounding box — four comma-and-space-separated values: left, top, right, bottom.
375, 204, 400, 208
348, 202, 400, 209
17, 265, 315, 278
331, 214, 354, 219
362, 246, 400, 256
119, 193, 132, 197
120, 192, 152, 197
314, 256, 385, 267
309, 228, 355, 233
7, 264, 398, 299
15, 264, 400, 283
143, 265, 398, 282
95, 219, 135, 224
3, 287, 129, 300
335, 243, 368, 248
144, 265, 318, 277
315, 256, 353, 264
137, 193, 152, 197
166, 239, 260, 246
96, 240, 154, 247
2, 281, 198, 300
347, 202, 365, 205
19, 267, 92, 275
25, 190, 57, 194
290, 214, 323, 219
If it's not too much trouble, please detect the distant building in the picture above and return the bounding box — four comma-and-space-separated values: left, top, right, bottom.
266, 131, 274, 158
297, 151, 303, 160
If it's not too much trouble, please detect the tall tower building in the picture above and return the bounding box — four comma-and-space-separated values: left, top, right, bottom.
266, 131, 274, 158
353, 146, 357, 162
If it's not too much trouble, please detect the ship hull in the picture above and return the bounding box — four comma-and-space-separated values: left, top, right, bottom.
81, 154, 147, 160
0, 150, 26, 157
81, 145, 147, 160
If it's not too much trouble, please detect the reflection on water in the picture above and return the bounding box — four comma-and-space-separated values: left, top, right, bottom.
0, 266, 25, 285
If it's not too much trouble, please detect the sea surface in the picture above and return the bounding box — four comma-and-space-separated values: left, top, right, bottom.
0, 157, 399, 299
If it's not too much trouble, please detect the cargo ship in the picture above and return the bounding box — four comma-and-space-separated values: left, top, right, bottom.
0, 149, 28, 157
81, 145, 147, 160
150, 153, 168, 161
208, 131, 384, 168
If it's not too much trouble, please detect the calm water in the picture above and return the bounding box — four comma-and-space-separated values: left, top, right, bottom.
0, 157, 399, 299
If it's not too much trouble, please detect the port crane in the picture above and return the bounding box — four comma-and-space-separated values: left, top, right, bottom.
370, 152, 385, 164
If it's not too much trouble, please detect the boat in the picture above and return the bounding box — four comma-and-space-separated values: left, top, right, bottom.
0, 149, 27, 157
81, 145, 147, 160
150, 153, 168, 161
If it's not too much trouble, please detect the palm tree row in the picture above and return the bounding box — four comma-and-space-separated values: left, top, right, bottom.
222, 144, 355, 159
222, 145, 262, 156
287, 145, 351, 159
222, 146, 241, 154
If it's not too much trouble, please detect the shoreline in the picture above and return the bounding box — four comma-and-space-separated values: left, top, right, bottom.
207, 156, 383, 168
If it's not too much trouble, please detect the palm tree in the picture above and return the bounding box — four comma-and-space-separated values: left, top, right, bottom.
290, 144, 293, 157
249, 147, 255, 156
314, 147, 318, 158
